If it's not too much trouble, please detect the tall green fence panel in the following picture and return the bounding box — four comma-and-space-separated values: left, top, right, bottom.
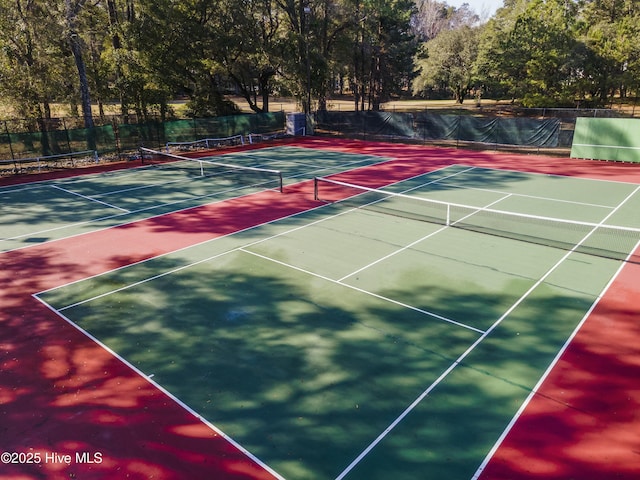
3, 121, 124, 158
251, 111, 285, 134
6, 131, 49, 158
316, 111, 414, 138
66, 124, 117, 154
318, 111, 560, 147
162, 112, 285, 143
415, 114, 559, 147
571, 117, 640, 163
458, 116, 498, 143
1, 112, 287, 163
495, 117, 559, 147
163, 119, 196, 144
118, 121, 165, 151
415, 113, 459, 140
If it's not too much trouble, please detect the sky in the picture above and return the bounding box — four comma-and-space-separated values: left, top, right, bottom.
448, 0, 504, 18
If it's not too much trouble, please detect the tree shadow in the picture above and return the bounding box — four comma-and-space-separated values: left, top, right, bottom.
3, 138, 640, 479
32, 243, 639, 480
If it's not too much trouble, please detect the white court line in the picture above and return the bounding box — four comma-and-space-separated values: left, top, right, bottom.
50, 184, 130, 213
35, 167, 482, 314
337, 191, 512, 283
333, 183, 640, 480
466, 163, 640, 186
1, 175, 282, 247
239, 247, 484, 334
0, 183, 50, 195
32, 296, 286, 480
572, 142, 640, 151
54, 248, 237, 311
435, 181, 616, 209
470, 186, 640, 480
2, 150, 396, 248
89, 172, 219, 198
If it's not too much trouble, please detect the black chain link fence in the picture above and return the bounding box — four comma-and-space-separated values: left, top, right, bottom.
0, 111, 285, 164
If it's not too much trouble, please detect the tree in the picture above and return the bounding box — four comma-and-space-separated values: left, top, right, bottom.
218, 0, 284, 113
349, 0, 417, 111
312, 0, 359, 112
63, 0, 95, 128
411, 0, 479, 41
474, 0, 579, 105
0, 0, 71, 119
133, 0, 238, 118
577, 0, 640, 103
413, 25, 479, 103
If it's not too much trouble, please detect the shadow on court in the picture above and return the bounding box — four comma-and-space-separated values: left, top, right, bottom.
35, 242, 631, 479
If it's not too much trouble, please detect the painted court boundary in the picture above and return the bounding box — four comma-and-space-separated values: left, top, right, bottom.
1, 138, 639, 479
0, 148, 389, 253
334, 182, 640, 480
2, 145, 443, 479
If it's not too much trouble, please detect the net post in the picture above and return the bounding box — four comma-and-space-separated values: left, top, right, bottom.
313, 177, 319, 201
446, 204, 451, 226
279, 172, 283, 193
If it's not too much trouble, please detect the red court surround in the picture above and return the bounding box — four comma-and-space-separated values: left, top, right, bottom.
1, 138, 638, 479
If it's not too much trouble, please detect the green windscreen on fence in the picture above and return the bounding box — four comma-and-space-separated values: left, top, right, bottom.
316, 111, 560, 147
163, 112, 285, 144
571, 117, 640, 163
1, 112, 287, 162
315, 111, 415, 138
415, 114, 560, 147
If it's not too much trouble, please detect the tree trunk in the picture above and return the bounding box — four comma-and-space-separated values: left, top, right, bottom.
69, 35, 94, 129
65, 0, 94, 130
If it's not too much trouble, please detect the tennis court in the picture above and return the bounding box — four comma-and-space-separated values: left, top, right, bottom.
1, 139, 640, 480
0, 146, 386, 252
32, 159, 640, 478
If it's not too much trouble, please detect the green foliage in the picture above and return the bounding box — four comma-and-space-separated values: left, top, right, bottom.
0, 0, 72, 118
1, 0, 640, 117
414, 25, 479, 103
521, 93, 575, 108
348, 0, 418, 111
472, 0, 640, 105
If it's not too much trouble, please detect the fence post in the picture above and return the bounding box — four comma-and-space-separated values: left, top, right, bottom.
4, 120, 15, 161
62, 117, 73, 154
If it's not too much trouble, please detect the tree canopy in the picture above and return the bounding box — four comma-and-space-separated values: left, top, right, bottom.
416, 0, 640, 105
0, 0, 638, 122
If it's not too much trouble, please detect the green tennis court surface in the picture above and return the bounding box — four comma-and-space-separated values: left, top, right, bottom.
0, 147, 386, 252
36, 165, 640, 479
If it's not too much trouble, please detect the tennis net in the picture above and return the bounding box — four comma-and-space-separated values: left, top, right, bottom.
165, 134, 245, 152
314, 176, 640, 262
140, 147, 283, 192
0, 150, 99, 174
247, 131, 287, 144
